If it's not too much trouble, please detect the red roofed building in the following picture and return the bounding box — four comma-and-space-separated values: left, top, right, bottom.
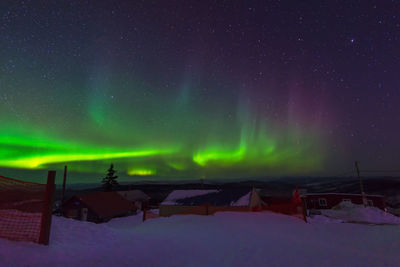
63, 192, 136, 223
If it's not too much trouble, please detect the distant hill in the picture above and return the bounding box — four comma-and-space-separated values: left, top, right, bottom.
57, 176, 400, 208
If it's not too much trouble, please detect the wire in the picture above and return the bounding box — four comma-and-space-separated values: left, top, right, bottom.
361, 170, 400, 173
333, 171, 355, 177
330, 169, 400, 177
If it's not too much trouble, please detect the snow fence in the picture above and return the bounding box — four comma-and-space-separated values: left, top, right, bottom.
0, 172, 55, 244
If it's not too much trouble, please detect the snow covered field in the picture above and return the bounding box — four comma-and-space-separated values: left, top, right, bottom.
1, 211, 399, 267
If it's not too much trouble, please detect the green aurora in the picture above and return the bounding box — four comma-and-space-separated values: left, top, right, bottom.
0, 19, 329, 181
0, 88, 326, 180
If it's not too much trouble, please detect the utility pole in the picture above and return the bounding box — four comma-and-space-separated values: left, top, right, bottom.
61, 165, 67, 214
354, 161, 367, 207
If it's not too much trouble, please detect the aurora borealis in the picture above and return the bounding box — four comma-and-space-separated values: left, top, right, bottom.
0, 97, 324, 179
1, 1, 399, 182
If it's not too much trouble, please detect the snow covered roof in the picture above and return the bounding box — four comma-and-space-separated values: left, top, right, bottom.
256, 188, 293, 198
117, 190, 150, 202
162, 190, 218, 205
161, 188, 252, 206
231, 191, 251, 206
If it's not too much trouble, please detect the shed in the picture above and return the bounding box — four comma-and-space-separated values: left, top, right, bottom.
117, 190, 150, 210
63, 191, 136, 223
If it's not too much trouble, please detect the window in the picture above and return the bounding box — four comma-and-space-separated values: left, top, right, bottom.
342, 199, 351, 203
318, 198, 327, 207
367, 200, 373, 206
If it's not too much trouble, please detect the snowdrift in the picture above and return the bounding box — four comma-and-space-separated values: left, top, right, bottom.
0, 211, 399, 266
318, 201, 400, 225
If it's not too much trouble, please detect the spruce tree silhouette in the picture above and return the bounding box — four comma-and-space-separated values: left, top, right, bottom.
102, 164, 119, 192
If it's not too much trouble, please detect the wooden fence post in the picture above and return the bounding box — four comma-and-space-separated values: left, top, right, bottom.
302, 198, 308, 223
39, 171, 56, 245
142, 209, 146, 222
206, 203, 209, 215
142, 201, 148, 222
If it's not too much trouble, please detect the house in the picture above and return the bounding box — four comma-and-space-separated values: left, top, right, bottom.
159, 188, 262, 217
117, 190, 150, 210
304, 193, 386, 210
62, 191, 136, 223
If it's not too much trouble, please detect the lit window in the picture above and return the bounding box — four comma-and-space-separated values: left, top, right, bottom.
318, 198, 327, 207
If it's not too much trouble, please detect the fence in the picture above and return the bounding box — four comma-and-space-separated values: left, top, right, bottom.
0, 171, 55, 244
262, 202, 307, 222
159, 203, 306, 220
158, 204, 253, 217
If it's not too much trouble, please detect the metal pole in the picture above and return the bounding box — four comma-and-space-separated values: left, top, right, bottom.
355, 161, 367, 207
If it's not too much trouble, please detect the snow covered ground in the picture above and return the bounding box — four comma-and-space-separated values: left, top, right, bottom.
318, 202, 400, 225
1, 211, 399, 267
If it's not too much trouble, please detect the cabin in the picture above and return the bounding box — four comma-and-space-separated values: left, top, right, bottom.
304, 193, 386, 210
159, 188, 262, 217
117, 190, 150, 211
63, 192, 136, 223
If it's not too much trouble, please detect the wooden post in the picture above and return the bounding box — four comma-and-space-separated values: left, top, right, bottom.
39, 171, 56, 245
61, 166, 67, 213
142, 208, 146, 222
142, 201, 148, 222
302, 198, 308, 223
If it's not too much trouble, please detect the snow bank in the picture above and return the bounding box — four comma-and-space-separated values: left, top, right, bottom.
1, 211, 399, 266
307, 215, 344, 224
320, 201, 400, 225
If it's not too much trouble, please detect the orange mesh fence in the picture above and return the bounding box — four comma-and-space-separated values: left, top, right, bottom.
0, 175, 47, 243
143, 210, 160, 221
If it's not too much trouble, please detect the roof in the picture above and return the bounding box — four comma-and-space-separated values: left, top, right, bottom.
256, 189, 293, 198
117, 190, 150, 202
162, 190, 218, 205
73, 192, 136, 219
261, 196, 293, 204
161, 188, 252, 206
305, 193, 384, 198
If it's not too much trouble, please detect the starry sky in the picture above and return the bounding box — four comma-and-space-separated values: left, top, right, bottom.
1, 1, 399, 182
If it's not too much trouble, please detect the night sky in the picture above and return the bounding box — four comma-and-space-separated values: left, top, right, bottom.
1, 1, 399, 182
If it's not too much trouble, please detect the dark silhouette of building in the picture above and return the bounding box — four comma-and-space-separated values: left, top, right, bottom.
63, 191, 136, 223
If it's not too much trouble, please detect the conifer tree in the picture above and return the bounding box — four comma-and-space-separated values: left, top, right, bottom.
102, 164, 119, 192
